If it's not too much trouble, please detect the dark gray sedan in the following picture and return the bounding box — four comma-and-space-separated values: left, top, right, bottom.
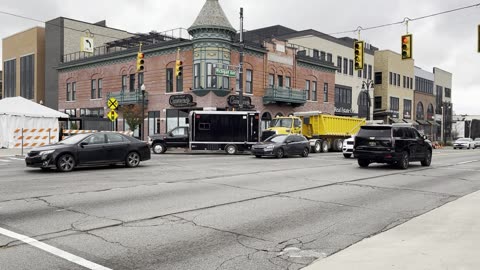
25, 132, 151, 172
251, 134, 310, 158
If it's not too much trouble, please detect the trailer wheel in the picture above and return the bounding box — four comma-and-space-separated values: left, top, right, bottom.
225, 145, 238, 155
333, 139, 343, 152
313, 141, 321, 153
321, 141, 329, 153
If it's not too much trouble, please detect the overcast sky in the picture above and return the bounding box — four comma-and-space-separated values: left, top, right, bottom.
1, 0, 479, 114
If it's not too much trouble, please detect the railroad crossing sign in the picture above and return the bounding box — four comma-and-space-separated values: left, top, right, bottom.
107, 97, 119, 110
107, 110, 118, 122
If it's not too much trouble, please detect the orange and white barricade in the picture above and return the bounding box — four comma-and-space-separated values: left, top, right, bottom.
61, 129, 97, 140
13, 128, 58, 148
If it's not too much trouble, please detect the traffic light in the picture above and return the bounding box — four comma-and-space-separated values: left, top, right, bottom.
401, 34, 413, 60
136, 52, 144, 72
175, 60, 183, 77
354, 41, 364, 70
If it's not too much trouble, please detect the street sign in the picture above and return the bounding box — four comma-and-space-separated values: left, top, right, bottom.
215, 68, 237, 77
107, 97, 119, 110
107, 110, 118, 122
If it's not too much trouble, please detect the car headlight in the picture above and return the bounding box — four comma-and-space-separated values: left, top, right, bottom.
265, 145, 275, 150
39, 150, 55, 160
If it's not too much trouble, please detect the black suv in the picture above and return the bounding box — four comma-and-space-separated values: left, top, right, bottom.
354, 125, 432, 169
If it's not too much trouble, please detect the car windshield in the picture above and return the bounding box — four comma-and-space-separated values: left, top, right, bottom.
357, 127, 391, 137
58, 133, 91, 145
270, 118, 292, 128
265, 135, 288, 143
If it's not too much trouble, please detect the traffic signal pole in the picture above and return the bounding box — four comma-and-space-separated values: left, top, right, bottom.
238, 7, 244, 110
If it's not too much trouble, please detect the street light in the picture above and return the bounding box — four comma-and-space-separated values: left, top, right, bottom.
141, 84, 146, 141
361, 79, 374, 121
441, 101, 451, 145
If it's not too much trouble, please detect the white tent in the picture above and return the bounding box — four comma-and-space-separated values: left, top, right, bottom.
0, 97, 69, 148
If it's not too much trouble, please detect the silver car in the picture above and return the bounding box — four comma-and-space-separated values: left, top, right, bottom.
453, 138, 475, 149
474, 138, 480, 149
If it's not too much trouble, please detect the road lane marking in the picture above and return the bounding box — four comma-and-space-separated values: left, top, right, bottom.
0, 227, 112, 270
9, 157, 25, 161
456, 160, 479, 165
0, 159, 12, 162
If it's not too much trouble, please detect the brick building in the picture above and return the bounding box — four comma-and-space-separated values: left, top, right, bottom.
57, 0, 336, 137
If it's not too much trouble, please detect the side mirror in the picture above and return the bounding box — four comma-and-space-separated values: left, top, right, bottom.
168, 132, 173, 137
80, 142, 88, 147
422, 135, 428, 140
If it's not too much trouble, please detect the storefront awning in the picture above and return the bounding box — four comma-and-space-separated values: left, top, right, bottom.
403, 119, 418, 125
427, 120, 440, 126
389, 117, 403, 123
416, 120, 430, 125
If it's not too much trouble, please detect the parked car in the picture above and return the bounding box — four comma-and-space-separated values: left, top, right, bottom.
353, 124, 433, 169
251, 134, 310, 158
453, 138, 475, 149
25, 132, 151, 172
342, 137, 355, 158
474, 138, 480, 149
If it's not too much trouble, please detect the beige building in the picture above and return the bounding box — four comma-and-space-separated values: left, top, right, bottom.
373, 50, 414, 124
2, 27, 45, 103
276, 29, 377, 119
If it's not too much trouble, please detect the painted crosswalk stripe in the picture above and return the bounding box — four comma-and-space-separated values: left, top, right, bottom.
0, 227, 112, 270
0, 159, 12, 162
9, 157, 25, 161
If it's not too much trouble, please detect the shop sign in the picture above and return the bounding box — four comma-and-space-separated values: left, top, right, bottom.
227, 95, 254, 108
391, 110, 400, 118
215, 68, 237, 77
80, 37, 94, 53
334, 107, 353, 114
404, 111, 411, 119
169, 94, 197, 107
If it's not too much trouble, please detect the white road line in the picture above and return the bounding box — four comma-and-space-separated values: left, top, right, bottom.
456, 160, 479, 165
0, 227, 112, 270
9, 157, 25, 161
0, 159, 12, 162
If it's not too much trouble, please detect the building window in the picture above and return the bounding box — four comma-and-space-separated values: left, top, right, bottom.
206, 63, 216, 88
277, 75, 283, 87
285, 76, 291, 88
334, 86, 352, 107
403, 76, 406, 88
363, 64, 367, 79
194, 63, 200, 89
368, 65, 372, 80
416, 102, 425, 120
337, 56, 342, 73
358, 69, 362, 78
65, 109, 76, 117
313, 49, 319, 58
138, 73, 144, 90
91, 79, 96, 99
72, 82, 76, 101
410, 78, 413, 90
312, 81, 317, 101
349, 59, 353, 75
20, 54, 34, 100
66, 83, 71, 101
80, 108, 104, 118
375, 96, 382, 109
305, 80, 310, 100
389, 72, 393, 85
246, 69, 253, 94
436, 86, 443, 114
121, 75, 127, 92
268, 73, 275, 88
397, 74, 400, 86
324, 83, 329, 102
129, 74, 135, 92
148, 111, 161, 135
98, 79, 102, 99
404, 99, 412, 118
4, 59, 16, 97
223, 75, 229, 90
327, 53, 332, 62
445, 88, 451, 98
390, 97, 400, 112
393, 73, 397, 86
261, 112, 272, 131
166, 68, 173, 93
176, 72, 183, 92
320, 51, 326, 61
343, 58, 348, 74
375, 72, 382, 85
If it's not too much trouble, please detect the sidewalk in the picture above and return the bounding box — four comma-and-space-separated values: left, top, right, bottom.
0, 148, 28, 157
303, 190, 480, 270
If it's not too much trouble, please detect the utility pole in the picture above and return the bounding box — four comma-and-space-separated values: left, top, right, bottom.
238, 7, 244, 110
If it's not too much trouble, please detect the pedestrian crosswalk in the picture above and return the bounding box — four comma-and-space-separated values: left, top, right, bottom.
0, 157, 24, 165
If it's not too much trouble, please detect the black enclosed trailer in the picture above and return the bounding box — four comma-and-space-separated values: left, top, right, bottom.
189, 111, 260, 154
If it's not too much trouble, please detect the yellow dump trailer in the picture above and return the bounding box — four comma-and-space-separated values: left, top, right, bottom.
261, 111, 366, 153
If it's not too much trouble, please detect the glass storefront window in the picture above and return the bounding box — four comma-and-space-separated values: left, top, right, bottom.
166, 109, 190, 132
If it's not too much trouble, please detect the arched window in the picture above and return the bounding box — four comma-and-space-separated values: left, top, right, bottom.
427, 103, 434, 120
275, 112, 284, 117
416, 102, 424, 120
261, 112, 272, 130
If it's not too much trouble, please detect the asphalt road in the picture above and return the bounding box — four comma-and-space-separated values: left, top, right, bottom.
0, 148, 479, 270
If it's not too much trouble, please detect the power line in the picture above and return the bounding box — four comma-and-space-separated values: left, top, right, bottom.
328, 2, 480, 35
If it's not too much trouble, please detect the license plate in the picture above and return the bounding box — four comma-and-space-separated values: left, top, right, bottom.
369, 141, 376, 146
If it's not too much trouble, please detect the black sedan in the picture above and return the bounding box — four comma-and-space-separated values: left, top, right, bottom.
251, 134, 310, 158
25, 132, 151, 172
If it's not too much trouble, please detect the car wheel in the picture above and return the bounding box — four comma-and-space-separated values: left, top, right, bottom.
275, 148, 285, 159
152, 143, 166, 154
358, 159, 369, 168
421, 150, 432, 166
321, 141, 329, 153
468, 145, 471, 149
125, 151, 141, 168
56, 154, 75, 172
343, 153, 352, 158
255, 155, 262, 158
313, 141, 321, 153
225, 145, 237, 155
397, 151, 409, 170
301, 147, 309, 157
453, 147, 456, 150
